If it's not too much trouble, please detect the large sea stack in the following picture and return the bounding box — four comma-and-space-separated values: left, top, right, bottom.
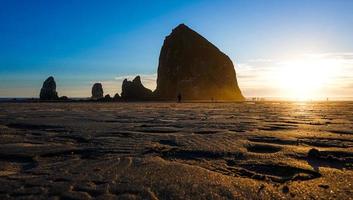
154, 24, 244, 101
40, 76, 58, 100
121, 76, 153, 101
91, 83, 104, 99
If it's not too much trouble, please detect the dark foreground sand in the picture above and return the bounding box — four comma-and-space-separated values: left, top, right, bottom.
0, 102, 352, 199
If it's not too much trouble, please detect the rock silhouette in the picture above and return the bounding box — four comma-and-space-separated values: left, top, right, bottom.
121, 76, 153, 101
154, 24, 244, 101
59, 96, 69, 101
113, 93, 121, 101
91, 83, 104, 99
40, 76, 58, 100
104, 94, 112, 101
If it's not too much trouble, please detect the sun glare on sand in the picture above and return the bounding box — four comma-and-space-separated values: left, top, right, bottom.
275, 57, 340, 100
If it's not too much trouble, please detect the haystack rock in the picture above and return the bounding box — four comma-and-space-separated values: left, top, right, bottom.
121, 76, 153, 100
91, 83, 104, 99
154, 24, 244, 101
40, 76, 58, 100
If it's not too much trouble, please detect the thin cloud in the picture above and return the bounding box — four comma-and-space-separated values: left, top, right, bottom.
245, 59, 274, 63
305, 52, 353, 59
114, 73, 157, 81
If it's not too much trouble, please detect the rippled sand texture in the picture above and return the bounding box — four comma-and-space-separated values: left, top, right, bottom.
0, 102, 352, 199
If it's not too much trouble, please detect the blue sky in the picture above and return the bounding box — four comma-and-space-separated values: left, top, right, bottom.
1, 0, 353, 99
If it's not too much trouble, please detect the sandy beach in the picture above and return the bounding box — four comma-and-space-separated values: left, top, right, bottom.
0, 102, 352, 199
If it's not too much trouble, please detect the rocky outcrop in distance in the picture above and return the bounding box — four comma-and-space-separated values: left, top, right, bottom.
154, 24, 244, 101
38, 24, 244, 102
40, 76, 59, 100
113, 93, 121, 101
121, 76, 153, 101
104, 94, 112, 101
91, 83, 104, 100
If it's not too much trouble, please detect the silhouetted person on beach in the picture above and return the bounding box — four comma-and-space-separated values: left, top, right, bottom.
177, 93, 182, 103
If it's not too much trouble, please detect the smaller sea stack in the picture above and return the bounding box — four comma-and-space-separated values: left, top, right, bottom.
40, 76, 59, 100
91, 83, 104, 99
121, 76, 153, 101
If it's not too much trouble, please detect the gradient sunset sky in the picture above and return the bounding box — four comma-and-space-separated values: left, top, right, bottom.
1, 0, 353, 99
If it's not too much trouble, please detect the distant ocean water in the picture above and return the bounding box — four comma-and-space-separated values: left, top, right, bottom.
0, 98, 23, 101
0, 97, 353, 102
0, 97, 89, 102
247, 97, 353, 101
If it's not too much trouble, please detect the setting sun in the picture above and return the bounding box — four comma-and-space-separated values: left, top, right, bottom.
275, 57, 340, 100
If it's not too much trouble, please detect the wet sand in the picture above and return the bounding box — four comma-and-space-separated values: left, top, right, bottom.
0, 102, 352, 199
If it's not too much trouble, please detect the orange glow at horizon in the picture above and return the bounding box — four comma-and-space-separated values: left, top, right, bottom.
273, 57, 342, 100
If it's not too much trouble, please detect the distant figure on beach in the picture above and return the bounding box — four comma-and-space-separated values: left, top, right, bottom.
177, 93, 182, 103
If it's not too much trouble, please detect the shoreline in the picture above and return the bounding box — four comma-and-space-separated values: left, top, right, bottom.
1, 99, 353, 104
